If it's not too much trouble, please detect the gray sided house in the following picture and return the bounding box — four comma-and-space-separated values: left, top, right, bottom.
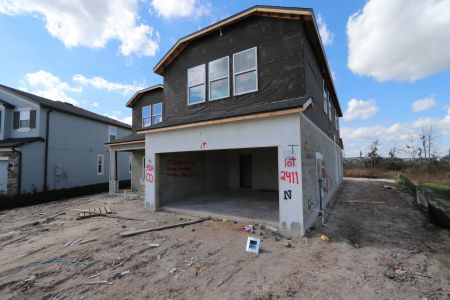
106, 85, 163, 196
0, 84, 131, 195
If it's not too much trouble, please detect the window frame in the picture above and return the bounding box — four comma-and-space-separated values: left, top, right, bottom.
152, 102, 163, 125
187, 64, 206, 106
233, 47, 258, 96
108, 126, 117, 142
142, 105, 152, 128
328, 97, 332, 121
208, 56, 230, 101
19, 110, 31, 129
323, 79, 328, 115
97, 154, 104, 176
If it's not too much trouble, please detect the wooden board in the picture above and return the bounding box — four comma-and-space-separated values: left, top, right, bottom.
120, 219, 207, 237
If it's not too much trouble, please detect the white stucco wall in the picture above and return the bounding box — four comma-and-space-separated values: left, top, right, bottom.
145, 114, 305, 234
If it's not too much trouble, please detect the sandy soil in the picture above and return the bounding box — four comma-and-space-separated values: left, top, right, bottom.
0, 178, 449, 300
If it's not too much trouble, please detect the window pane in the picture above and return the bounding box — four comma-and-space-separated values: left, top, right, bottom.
210, 78, 229, 100
189, 84, 205, 104
235, 70, 257, 94
143, 117, 151, 127
20, 120, 30, 128
152, 115, 162, 124
188, 64, 205, 86
152, 103, 162, 116
209, 57, 228, 80
142, 106, 151, 118
20, 110, 30, 121
234, 48, 256, 73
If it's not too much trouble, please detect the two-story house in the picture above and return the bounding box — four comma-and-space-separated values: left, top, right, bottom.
0, 84, 131, 196
106, 84, 163, 197
120, 6, 343, 235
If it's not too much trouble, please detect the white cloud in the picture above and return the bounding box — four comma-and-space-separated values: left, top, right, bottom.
92, 102, 99, 108
347, 0, 450, 81
317, 14, 333, 46
151, 0, 210, 19
342, 108, 450, 156
0, 0, 159, 57
107, 114, 132, 125
73, 74, 144, 95
343, 99, 379, 121
412, 96, 436, 112
20, 70, 81, 106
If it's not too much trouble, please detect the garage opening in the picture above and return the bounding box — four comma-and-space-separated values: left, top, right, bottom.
158, 147, 279, 224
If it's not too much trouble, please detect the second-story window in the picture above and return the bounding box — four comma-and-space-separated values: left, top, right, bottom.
328, 98, 332, 121
233, 47, 258, 95
152, 103, 162, 124
13, 110, 36, 130
209, 57, 229, 100
142, 105, 151, 128
323, 80, 328, 115
187, 64, 206, 105
108, 126, 117, 142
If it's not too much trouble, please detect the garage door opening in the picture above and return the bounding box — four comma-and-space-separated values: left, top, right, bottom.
158, 147, 279, 224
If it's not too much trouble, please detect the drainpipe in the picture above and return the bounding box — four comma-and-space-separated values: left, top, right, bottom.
12, 148, 22, 195
43, 109, 53, 191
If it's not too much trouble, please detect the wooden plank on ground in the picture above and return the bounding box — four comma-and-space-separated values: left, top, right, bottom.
119, 218, 207, 237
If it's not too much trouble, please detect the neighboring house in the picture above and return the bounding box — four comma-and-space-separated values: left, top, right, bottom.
0, 84, 131, 195
106, 85, 163, 196
122, 5, 344, 235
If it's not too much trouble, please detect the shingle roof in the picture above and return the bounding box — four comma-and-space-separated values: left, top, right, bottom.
0, 84, 131, 129
126, 84, 163, 108
104, 133, 144, 145
0, 137, 45, 148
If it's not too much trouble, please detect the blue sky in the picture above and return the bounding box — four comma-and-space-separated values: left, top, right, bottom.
0, 0, 449, 157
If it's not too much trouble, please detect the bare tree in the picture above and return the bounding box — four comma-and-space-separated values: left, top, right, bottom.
419, 126, 436, 165
367, 139, 381, 166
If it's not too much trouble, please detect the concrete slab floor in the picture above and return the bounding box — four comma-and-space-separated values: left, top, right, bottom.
161, 189, 279, 225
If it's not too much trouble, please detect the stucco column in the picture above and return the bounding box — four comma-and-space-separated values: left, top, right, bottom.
143, 151, 157, 211
109, 149, 118, 194
278, 144, 304, 235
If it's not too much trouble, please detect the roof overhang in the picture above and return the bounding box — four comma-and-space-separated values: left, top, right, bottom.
152, 5, 342, 116
138, 98, 313, 134
126, 84, 163, 108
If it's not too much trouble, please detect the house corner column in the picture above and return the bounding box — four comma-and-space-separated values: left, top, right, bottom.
109, 149, 118, 194
278, 143, 304, 235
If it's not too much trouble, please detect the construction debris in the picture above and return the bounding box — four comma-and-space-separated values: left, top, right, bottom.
79, 238, 97, 245
119, 218, 207, 237
84, 280, 112, 285
320, 234, 330, 241
169, 268, 177, 275
383, 185, 396, 190
244, 225, 255, 233
120, 270, 130, 277
345, 200, 385, 204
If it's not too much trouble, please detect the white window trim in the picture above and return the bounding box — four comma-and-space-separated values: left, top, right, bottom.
187, 64, 206, 106
108, 126, 117, 142
209, 56, 230, 101
152, 103, 163, 124
17, 107, 32, 132
97, 154, 104, 176
142, 105, 152, 128
233, 47, 258, 96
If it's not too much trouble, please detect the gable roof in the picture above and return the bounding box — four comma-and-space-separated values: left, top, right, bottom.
0, 84, 131, 129
126, 84, 163, 108
153, 5, 342, 116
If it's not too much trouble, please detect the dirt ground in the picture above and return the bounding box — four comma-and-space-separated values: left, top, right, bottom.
0, 178, 449, 300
